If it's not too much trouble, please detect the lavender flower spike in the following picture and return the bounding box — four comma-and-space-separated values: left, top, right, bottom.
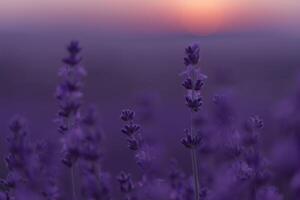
181, 43, 207, 200
56, 40, 86, 200
117, 171, 136, 200
181, 129, 202, 149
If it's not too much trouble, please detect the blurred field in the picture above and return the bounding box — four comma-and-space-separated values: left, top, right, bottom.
0, 30, 300, 174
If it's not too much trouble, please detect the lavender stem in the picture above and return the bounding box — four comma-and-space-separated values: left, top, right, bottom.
191, 112, 200, 200
71, 166, 77, 200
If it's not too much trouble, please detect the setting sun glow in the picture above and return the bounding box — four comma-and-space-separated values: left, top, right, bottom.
174, 0, 235, 34
0, 0, 299, 34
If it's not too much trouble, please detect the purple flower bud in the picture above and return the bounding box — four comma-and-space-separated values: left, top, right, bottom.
127, 137, 139, 151
181, 129, 202, 149
67, 40, 81, 55
182, 78, 193, 90
185, 96, 202, 112
121, 109, 135, 122
117, 172, 134, 193
184, 44, 200, 66
194, 79, 204, 91
121, 123, 140, 137
62, 40, 82, 66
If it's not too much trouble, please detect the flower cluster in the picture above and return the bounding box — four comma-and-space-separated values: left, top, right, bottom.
56, 41, 86, 167
182, 44, 206, 112
181, 44, 206, 200
120, 109, 154, 171
56, 41, 111, 200
121, 109, 141, 151
0, 116, 60, 200
181, 129, 202, 149
79, 106, 111, 200
56, 41, 86, 134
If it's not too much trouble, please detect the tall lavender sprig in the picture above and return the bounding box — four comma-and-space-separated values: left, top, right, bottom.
181, 44, 206, 200
56, 41, 86, 200
120, 109, 152, 170
56, 40, 85, 138
79, 106, 112, 200
243, 115, 270, 199
0, 115, 32, 199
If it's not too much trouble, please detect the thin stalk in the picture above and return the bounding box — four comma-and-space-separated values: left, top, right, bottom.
192, 149, 200, 199
66, 116, 77, 200
190, 112, 200, 200
71, 166, 77, 200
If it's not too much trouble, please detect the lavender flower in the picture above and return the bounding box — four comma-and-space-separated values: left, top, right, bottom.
56, 40, 86, 136
117, 172, 135, 193
180, 43, 206, 200
62, 41, 82, 66
55, 41, 88, 200
181, 129, 202, 149
1, 116, 60, 200
120, 109, 142, 151
78, 106, 112, 200
117, 171, 136, 200
184, 44, 200, 66
121, 109, 135, 122
56, 40, 87, 171
120, 109, 154, 172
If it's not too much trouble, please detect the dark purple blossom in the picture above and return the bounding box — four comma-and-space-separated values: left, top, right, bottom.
121, 109, 135, 122
122, 124, 141, 137
182, 78, 193, 90
184, 44, 200, 66
62, 41, 82, 66
185, 95, 203, 112
120, 109, 142, 151
181, 129, 202, 149
117, 172, 134, 193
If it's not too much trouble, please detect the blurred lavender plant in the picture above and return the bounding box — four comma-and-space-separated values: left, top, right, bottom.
181, 44, 206, 200
117, 171, 136, 200
56, 41, 86, 167
120, 109, 152, 170
0, 116, 60, 200
55, 40, 86, 200
168, 159, 196, 200
55, 41, 112, 200
78, 106, 112, 200
120, 109, 141, 152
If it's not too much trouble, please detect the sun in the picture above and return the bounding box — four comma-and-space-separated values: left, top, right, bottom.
174, 0, 235, 34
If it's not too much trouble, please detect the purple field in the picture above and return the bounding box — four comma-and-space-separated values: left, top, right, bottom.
1, 19, 300, 200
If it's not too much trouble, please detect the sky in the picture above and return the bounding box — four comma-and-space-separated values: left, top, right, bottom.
0, 0, 299, 35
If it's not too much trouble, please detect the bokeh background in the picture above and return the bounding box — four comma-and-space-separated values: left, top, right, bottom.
0, 0, 300, 180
